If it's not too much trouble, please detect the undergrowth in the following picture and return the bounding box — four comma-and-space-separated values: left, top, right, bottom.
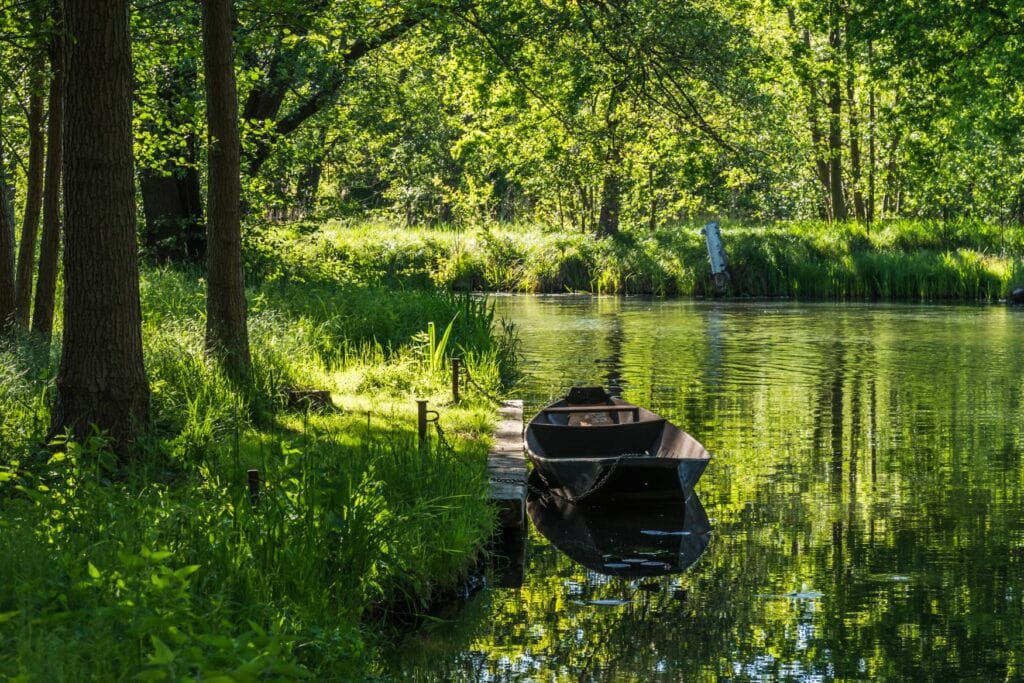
0, 252, 516, 679
260, 218, 1024, 300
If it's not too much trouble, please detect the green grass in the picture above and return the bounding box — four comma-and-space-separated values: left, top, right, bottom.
272, 218, 1024, 300
0, 247, 515, 679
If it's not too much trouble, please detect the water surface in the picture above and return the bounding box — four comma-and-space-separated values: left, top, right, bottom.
392, 296, 1024, 681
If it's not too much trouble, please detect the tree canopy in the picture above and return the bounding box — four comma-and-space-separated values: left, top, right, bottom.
1, 0, 1019, 243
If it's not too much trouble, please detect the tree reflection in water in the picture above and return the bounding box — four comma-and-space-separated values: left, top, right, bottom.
389, 298, 1024, 681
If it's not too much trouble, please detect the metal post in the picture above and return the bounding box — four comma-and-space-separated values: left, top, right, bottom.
247, 469, 260, 506
417, 400, 428, 448
701, 220, 731, 294
452, 357, 461, 404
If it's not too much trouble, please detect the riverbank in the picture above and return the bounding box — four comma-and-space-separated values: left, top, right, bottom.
0, 254, 515, 677
265, 218, 1024, 300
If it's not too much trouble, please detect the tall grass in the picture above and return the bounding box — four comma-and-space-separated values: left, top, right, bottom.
0, 252, 512, 678
277, 218, 1024, 301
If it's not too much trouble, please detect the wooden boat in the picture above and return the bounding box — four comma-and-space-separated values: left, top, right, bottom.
526, 386, 711, 503
527, 478, 711, 577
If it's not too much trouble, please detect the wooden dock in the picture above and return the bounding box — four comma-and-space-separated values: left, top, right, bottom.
488, 399, 527, 528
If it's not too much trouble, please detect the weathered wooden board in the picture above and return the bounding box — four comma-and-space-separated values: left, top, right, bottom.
488, 399, 527, 528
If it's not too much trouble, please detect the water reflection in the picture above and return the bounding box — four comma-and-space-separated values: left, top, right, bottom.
526, 477, 711, 578
389, 297, 1024, 681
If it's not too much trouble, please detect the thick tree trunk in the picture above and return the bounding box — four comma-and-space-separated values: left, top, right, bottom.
32, 24, 66, 340
14, 58, 46, 328
0, 129, 15, 328
827, 16, 847, 221
53, 0, 150, 452
202, 0, 251, 381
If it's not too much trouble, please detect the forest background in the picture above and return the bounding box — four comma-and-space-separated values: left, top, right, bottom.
1, 0, 1023, 679
6, 0, 1024, 261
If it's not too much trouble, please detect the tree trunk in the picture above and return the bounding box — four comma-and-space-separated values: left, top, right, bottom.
14, 56, 46, 328
32, 20, 66, 340
845, 9, 866, 221
53, 0, 149, 453
882, 135, 901, 216
296, 126, 326, 216
596, 83, 624, 237
827, 14, 847, 221
138, 61, 205, 263
202, 0, 251, 382
0, 121, 15, 328
867, 40, 876, 225
139, 157, 205, 262
789, 9, 831, 219
597, 163, 622, 237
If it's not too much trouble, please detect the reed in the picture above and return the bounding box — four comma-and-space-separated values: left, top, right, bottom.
281, 218, 1024, 301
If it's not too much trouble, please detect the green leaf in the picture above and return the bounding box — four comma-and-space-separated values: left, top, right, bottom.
148, 635, 175, 665
173, 565, 200, 579
87, 562, 101, 579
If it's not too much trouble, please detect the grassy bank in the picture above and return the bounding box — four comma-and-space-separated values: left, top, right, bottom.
266, 219, 1024, 300
0, 248, 516, 678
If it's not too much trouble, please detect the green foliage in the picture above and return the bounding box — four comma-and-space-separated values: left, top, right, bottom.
277, 219, 1024, 301
0, 251, 511, 679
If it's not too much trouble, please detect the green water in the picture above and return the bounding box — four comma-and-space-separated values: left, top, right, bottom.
391, 296, 1024, 681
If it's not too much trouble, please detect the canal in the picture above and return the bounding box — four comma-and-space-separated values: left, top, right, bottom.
389, 295, 1024, 681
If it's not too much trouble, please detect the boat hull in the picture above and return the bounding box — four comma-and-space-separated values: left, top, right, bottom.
530, 453, 709, 503
525, 389, 711, 503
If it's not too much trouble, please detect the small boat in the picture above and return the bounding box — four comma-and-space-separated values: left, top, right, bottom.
526, 387, 711, 503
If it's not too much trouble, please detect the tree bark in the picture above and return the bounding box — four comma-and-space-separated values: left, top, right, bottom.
789, 9, 831, 219
827, 9, 847, 221
0, 121, 15, 328
14, 56, 46, 328
53, 0, 150, 453
202, 0, 251, 382
597, 159, 622, 237
32, 19, 66, 340
882, 134, 902, 216
867, 40, 876, 225
139, 158, 205, 262
845, 8, 866, 221
596, 83, 623, 237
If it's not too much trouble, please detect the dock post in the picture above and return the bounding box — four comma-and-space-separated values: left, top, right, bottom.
701, 220, 731, 294
417, 399, 428, 448
247, 469, 260, 506
452, 357, 461, 404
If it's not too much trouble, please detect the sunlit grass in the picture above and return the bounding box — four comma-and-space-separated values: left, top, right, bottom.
280, 218, 1024, 300
0, 246, 512, 679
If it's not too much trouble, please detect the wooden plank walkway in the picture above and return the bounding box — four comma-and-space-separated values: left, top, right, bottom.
488, 399, 527, 528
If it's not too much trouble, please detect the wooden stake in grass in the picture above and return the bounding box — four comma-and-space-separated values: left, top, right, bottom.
452, 357, 461, 404
247, 469, 260, 506
417, 400, 440, 449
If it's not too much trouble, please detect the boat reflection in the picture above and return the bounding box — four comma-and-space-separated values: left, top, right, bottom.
526, 474, 712, 578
